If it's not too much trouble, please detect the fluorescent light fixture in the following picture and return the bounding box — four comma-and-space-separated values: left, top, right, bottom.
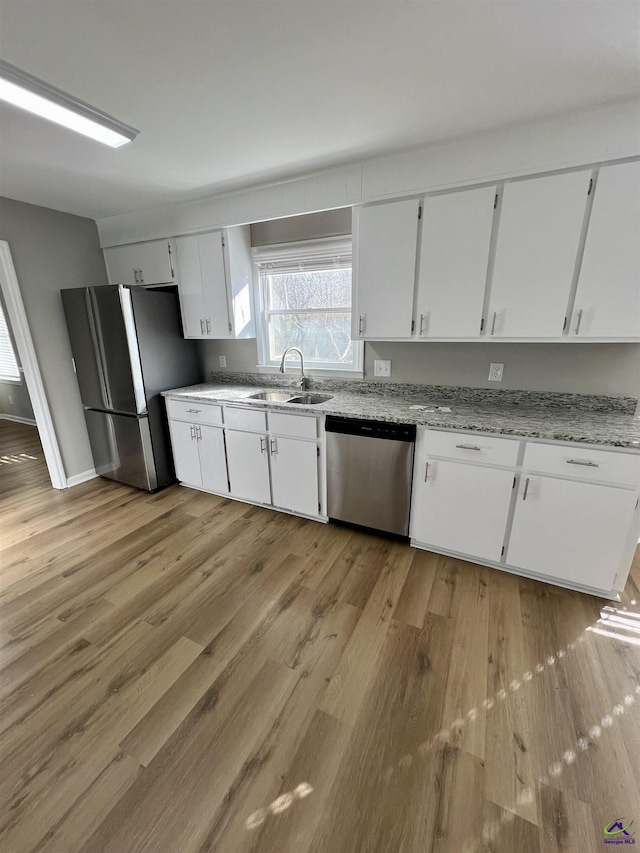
0, 60, 138, 147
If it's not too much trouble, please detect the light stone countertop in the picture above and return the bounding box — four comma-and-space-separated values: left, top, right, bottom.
163, 382, 640, 450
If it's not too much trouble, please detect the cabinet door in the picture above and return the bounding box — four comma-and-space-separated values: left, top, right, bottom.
488, 171, 590, 337
353, 198, 420, 339
416, 186, 495, 337
507, 476, 638, 591
572, 162, 640, 338
199, 425, 229, 494
174, 235, 206, 338
200, 232, 233, 339
103, 244, 139, 286
225, 429, 271, 504
410, 458, 514, 563
169, 420, 201, 487
269, 436, 319, 517
135, 240, 175, 285
104, 241, 174, 287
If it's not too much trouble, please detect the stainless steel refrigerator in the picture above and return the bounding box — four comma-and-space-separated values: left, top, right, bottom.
62, 284, 200, 491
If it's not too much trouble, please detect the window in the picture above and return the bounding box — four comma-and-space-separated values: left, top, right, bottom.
0, 298, 20, 382
254, 237, 363, 373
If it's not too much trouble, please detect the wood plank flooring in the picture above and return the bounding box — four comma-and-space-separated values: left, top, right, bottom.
1, 420, 639, 852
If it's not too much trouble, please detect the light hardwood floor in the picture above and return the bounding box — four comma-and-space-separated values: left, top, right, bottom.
1, 420, 639, 853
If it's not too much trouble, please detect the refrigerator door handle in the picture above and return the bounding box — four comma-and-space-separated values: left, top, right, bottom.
119, 287, 148, 415
85, 289, 112, 410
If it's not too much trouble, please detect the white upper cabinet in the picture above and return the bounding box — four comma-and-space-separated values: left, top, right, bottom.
174, 226, 255, 340
104, 239, 176, 287
416, 186, 495, 338
571, 161, 640, 338
487, 171, 590, 337
353, 198, 420, 339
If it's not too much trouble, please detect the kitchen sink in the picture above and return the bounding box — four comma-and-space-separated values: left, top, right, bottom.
248, 391, 295, 402
287, 394, 333, 405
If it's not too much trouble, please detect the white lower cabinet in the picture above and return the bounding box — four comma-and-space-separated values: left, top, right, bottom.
225, 429, 271, 505
169, 420, 228, 494
167, 399, 323, 520
506, 475, 639, 591
269, 436, 319, 517
410, 427, 640, 596
411, 458, 514, 563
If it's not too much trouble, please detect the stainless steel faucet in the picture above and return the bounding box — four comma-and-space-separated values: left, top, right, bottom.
279, 347, 306, 390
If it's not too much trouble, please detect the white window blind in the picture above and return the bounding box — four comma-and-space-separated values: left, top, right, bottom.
0, 300, 21, 381
253, 237, 362, 372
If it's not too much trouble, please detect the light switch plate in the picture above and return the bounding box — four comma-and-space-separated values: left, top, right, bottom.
219, 355, 227, 368
374, 359, 391, 377
488, 362, 504, 382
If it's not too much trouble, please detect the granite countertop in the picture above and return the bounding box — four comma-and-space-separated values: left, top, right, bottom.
163, 379, 640, 450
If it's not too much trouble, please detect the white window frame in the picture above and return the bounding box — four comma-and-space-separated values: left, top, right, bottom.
253, 237, 363, 377
0, 293, 21, 383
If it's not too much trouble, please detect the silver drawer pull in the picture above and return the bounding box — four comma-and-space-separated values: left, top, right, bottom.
424, 461, 429, 482
456, 444, 481, 451
186, 409, 201, 413
522, 477, 530, 501
567, 459, 599, 468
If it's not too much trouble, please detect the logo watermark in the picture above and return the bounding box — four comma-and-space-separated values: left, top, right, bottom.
604, 819, 635, 845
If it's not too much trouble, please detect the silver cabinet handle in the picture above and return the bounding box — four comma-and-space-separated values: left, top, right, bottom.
574, 309, 583, 335
419, 313, 427, 336
522, 477, 530, 500
138, 268, 144, 283
190, 425, 196, 440
270, 438, 277, 455
358, 315, 365, 336
206, 318, 211, 334
196, 425, 202, 440
455, 444, 481, 451
424, 461, 429, 482
260, 436, 267, 454
200, 318, 205, 335
133, 268, 139, 284
491, 311, 498, 335
186, 408, 201, 413
567, 458, 599, 468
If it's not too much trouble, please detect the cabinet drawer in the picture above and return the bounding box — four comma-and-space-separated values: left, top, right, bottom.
421, 429, 520, 467
523, 442, 640, 487
166, 398, 223, 426
224, 406, 267, 432
268, 411, 318, 439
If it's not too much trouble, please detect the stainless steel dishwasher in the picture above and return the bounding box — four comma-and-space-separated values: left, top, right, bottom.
325, 416, 416, 537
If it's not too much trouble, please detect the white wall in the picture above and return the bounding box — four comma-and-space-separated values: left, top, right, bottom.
0, 197, 108, 478
97, 98, 640, 246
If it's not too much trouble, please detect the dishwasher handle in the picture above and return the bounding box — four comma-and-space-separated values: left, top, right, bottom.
325, 416, 416, 442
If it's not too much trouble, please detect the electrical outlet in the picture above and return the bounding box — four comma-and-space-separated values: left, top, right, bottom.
374, 359, 391, 378
219, 355, 227, 368
8, 392, 13, 404
488, 362, 504, 382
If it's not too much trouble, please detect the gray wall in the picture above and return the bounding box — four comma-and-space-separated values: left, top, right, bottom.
366, 341, 640, 398
0, 196, 108, 478
251, 208, 353, 247
201, 209, 640, 399
0, 382, 35, 420
0, 288, 35, 420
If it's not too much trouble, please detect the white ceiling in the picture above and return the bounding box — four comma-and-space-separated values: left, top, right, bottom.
0, 1, 639, 221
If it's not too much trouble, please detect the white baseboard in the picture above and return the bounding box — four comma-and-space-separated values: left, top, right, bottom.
66, 468, 98, 488
0, 414, 37, 425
